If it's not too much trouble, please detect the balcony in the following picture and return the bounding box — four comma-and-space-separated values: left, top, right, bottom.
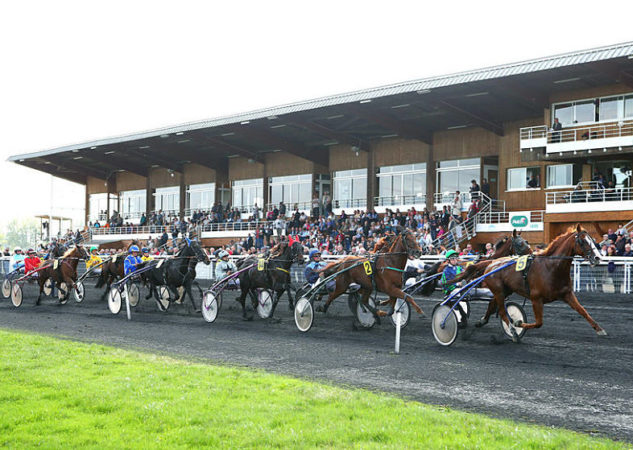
520, 120, 633, 155
546, 182, 633, 213
373, 195, 426, 213
476, 210, 545, 232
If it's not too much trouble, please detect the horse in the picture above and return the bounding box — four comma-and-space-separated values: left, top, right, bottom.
95, 240, 141, 300
415, 230, 532, 296
481, 224, 606, 341
234, 240, 304, 320
141, 239, 210, 312
315, 228, 423, 323
36, 245, 89, 305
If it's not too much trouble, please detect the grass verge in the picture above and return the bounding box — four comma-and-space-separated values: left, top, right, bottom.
0, 328, 627, 448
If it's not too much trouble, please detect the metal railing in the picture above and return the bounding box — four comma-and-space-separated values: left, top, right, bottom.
520, 120, 633, 145
266, 202, 313, 212
546, 185, 633, 205
476, 210, 545, 225
90, 221, 273, 236
333, 198, 367, 209
374, 195, 426, 207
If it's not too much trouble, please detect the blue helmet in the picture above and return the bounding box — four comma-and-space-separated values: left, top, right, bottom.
129, 245, 140, 253
309, 249, 321, 260
141, 247, 149, 253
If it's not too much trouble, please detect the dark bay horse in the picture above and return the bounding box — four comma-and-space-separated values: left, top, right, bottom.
141, 239, 210, 312
482, 225, 606, 341
95, 241, 141, 300
316, 229, 423, 323
236, 240, 304, 320
416, 230, 531, 296
36, 245, 89, 305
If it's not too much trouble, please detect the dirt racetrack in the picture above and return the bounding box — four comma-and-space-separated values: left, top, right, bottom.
1, 282, 632, 442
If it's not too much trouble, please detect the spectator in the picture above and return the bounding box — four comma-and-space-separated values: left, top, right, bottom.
551, 117, 562, 143
469, 179, 480, 201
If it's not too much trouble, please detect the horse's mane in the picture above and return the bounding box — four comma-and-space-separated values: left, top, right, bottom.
494, 236, 508, 250
537, 227, 578, 256
62, 247, 77, 258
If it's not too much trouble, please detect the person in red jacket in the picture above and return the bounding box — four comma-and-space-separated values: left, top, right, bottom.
24, 249, 42, 274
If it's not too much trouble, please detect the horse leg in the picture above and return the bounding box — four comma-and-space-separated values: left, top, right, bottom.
563, 291, 607, 335
237, 287, 253, 321
36, 275, 45, 305
358, 288, 383, 324
286, 283, 295, 310
316, 283, 345, 313
475, 300, 497, 328
382, 285, 424, 315
184, 281, 200, 313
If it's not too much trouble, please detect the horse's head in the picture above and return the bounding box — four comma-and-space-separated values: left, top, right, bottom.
290, 241, 305, 265
511, 229, 532, 256
572, 225, 601, 266
400, 229, 422, 260
187, 239, 211, 265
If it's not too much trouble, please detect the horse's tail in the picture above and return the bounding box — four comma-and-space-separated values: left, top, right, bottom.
451, 260, 492, 285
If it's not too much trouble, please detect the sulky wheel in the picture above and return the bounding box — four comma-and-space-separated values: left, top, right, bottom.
10, 282, 23, 307
2, 278, 11, 299
156, 286, 171, 312
353, 294, 376, 329
390, 298, 411, 329
500, 301, 528, 341
431, 303, 459, 346
256, 290, 274, 319
108, 287, 122, 314
58, 282, 70, 305
294, 297, 314, 333
127, 283, 140, 307
43, 278, 53, 297
201, 290, 219, 323
73, 281, 85, 303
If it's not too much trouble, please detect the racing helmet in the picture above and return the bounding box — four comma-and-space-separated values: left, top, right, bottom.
309, 249, 321, 260
27, 248, 35, 254
445, 250, 459, 259
129, 245, 140, 253
142, 247, 149, 253
90, 246, 98, 253
14, 247, 22, 253
219, 250, 229, 259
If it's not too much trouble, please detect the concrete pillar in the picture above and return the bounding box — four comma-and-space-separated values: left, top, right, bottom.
366, 145, 376, 212
426, 144, 435, 212
84, 190, 90, 226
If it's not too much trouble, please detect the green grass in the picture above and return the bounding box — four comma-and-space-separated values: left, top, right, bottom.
0, 329, 628, 449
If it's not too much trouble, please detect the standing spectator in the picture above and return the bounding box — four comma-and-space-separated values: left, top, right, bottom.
311, 193, 320, 217
551, 117, 562, 143
481, 178, 490, 199
469, 179, 480, 201
274, 216, 285, 238
451, 191, 463, 218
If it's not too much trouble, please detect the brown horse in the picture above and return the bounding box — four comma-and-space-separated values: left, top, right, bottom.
36, 245, 89, 304
416, 230, 531, 297
95, 241, 141, 300
482, 224, 606, 341
316, 229, 423, 322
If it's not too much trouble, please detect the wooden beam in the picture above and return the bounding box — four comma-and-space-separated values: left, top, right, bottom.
127, 148, 183, 173
343, 105, 433, 144
428, 99, 505, 136
83, 151, 149, 177
285, 119, 369, 152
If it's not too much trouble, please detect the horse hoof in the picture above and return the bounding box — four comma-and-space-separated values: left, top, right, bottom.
475, 318, 487, 328
513, 319, 523, 327
511, 329, 519, 343
597, 329, 608, 336
242, 315, 253, 322
316, 306, 325, 313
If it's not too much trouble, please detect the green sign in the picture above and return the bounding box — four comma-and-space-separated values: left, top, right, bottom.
510, 215, 529, 227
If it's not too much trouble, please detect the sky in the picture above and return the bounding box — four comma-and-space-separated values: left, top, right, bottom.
1, 0, 632, 232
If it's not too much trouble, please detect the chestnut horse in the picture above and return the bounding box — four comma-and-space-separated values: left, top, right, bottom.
482, 224, 606, 340
36, 245, 89, 305
95, 240, 141, 300
316, 228, 423, 322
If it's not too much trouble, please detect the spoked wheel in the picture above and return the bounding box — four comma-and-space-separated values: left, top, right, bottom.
500, 301, 528, 341
431, 304, 459, 346
156, 286, 171, 312
43, 278, 53, 297
2, 278, 11, 299
294, 297, 314, 332
73, 281, 85, 303
58, 282, 70, 305
201, 290, 219, 323
10, 282, 23, 307
127, 283, 140, 307
352, 294, 376, 329
390, 298, 411, 329
256, 290, 274, 319
108, 287, 122, 314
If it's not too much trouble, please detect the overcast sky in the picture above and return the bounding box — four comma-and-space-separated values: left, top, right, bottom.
1, 0, 632, 230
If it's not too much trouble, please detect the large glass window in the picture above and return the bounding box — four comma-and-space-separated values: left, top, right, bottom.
436, 158, 480, 194
89, 193, 108, 222
507, 167, 541, 190
187, 183, 215, 212
546, 164, 582, 188
269, 174, 312, 207
154, 186, 180, 212
377, 163, 426, 204
120, 189, 146, 218
553, 93, 633, 125
599, 97, 620, 121
232, 178, 263, 209
333, 169, 366, 208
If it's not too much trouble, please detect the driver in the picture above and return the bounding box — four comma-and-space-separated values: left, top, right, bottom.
215, 250, 238, 285
304, 249, 326, 287
124, 245, 143, 276
10, 247, 25, 273
141, 247, 153, 262
86, 246, 103, 274
440, 250, 462, 296
23, 249, 42, 275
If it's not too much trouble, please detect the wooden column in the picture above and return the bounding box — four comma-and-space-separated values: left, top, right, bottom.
214, 159, 229, 206
145, 174, 153, 218
179, 174, 186, 219
84, 190, 90, 226
426, 144, 435, 211
366, 145, 376, 212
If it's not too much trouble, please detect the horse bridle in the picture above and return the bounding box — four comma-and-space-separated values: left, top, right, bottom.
511, 235, 529, 255
399, 230, 421, 259
575, 232, 600, 265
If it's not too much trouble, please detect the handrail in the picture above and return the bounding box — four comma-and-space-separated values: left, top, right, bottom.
373, 195, 426, 207
546, 186, 633, 205
91, 221, 273, 236
333, 198, 367, 209
520, 120, 633, 144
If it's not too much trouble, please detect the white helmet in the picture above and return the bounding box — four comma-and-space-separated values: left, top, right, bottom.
14, 247, 22, 252
219, 250, 229, 259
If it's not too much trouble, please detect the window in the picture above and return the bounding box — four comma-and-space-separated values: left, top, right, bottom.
553, 100, 595, 126
333, 169, 366, 208
377, 163, 426, 204
546, 164, 582, 188
553, 93, 633, 125
120, 189, 146, 218
232, 178, 263, 209
269, 174, 312, 207
154, 186, 180, 212
89, 193, 108, 221
507, 167, 540, 190
599, 97, 620, 121
436, 158, 480, 194
187, 183, 215, 212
